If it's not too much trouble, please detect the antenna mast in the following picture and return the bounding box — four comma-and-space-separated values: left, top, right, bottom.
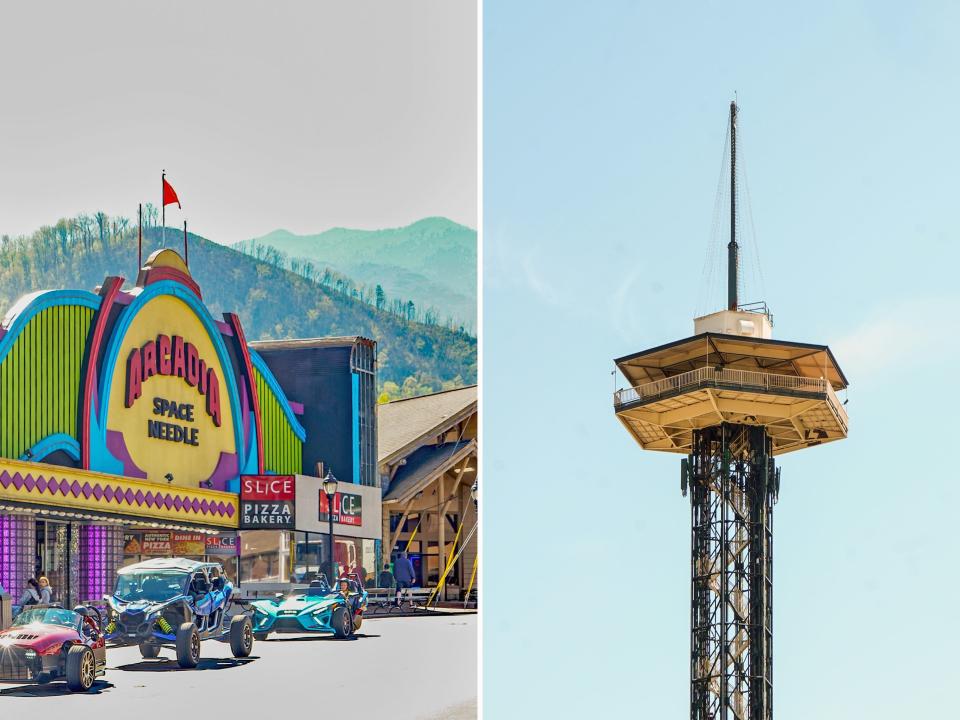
727, 100, 739, 311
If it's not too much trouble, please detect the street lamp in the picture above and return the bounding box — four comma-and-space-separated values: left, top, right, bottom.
322, 471, 338, 582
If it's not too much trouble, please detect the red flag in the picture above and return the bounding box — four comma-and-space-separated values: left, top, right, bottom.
163, 177, 181, 208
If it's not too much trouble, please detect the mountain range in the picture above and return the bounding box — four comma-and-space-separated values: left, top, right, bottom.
0, 216, 476, 398
235, 217, 477, 332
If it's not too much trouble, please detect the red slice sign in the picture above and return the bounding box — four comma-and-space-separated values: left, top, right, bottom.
240, 474, 295, 501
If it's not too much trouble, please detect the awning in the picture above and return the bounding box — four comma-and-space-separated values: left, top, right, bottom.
383, 440, 476, 504
0, 458, 239, 529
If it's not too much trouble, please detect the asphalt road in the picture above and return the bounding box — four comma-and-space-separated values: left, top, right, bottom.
0, 614, 477, 719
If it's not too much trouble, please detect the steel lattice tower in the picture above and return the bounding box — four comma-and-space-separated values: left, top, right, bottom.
689, 424, 775, 719
613, 102, 848, 720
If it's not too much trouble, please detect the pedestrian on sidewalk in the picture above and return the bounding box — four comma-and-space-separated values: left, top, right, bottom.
38, 576, 52, 604
15, 577, 40, 614
393, 552, 415, 606
379, 559, 395, 589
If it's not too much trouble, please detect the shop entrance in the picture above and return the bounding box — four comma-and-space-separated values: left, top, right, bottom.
35, 520, 71, 606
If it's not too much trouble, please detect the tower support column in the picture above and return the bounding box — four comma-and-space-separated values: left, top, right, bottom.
689, 423, 775, 720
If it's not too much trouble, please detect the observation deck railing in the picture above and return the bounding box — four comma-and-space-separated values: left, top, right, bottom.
614, 366, 848, 430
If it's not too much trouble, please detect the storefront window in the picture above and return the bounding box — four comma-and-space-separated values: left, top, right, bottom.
331, 537, 377, 587
37, 521, 68, 605
291, 534, 378, 587
292, 532, 327, 583
239, 530, 290, 583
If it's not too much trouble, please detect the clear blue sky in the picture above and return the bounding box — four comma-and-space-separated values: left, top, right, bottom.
483, 2, 958, 716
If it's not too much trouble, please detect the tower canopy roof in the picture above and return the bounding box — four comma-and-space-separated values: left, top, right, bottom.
615, 332, 848, 391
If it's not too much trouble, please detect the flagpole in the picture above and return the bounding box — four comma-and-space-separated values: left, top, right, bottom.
138, 203, 143, 269
184, 220, 189, 267
161, 169, 166, 248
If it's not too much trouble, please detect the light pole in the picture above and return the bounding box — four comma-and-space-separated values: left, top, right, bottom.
322, 471, 338, 583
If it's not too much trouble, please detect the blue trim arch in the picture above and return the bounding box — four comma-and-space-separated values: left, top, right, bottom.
90, 280, 248, 479
248, 349, 307, 441
0, 289, 101, 365
21, 433, 81, 462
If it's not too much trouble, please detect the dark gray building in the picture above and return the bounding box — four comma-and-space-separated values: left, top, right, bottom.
250, 337, 377, 487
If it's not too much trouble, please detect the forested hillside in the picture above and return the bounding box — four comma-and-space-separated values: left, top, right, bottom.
236, 217, 477, 333
0, 214, 476, 397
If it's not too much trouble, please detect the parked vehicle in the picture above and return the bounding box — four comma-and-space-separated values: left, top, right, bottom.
0, 604, 107, 692
250, 573, 368, 640
103, 557, 253, 668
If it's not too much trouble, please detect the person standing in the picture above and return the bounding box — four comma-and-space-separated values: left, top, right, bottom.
38, 576, 52, 604
393, 552, 415, 606
378, 559, 395, 590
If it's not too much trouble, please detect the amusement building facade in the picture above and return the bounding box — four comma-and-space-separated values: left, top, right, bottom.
0, 248, 380, 606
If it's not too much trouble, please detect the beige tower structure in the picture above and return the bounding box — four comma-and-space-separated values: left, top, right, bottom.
612, 102, 849, 720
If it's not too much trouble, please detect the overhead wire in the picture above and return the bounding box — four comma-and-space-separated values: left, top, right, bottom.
696, 103, 768, 314
736, 115, 768, 305
697, 115, 731, 317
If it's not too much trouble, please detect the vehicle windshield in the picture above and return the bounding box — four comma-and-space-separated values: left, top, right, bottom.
13, 607, 79, 629
114, 571, 189, 602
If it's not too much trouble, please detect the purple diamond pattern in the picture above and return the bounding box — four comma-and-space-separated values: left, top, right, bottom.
2, 467, 238, 524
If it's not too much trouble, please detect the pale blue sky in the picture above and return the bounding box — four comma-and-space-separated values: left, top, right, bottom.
484, 2, 958, 716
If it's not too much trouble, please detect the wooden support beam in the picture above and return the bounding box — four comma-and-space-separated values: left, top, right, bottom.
386, 496, 416, 558
437, 473, 445, 596
435, 455, 471, 597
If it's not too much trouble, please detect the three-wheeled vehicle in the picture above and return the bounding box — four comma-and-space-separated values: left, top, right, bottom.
249, 573, 368, 640
0, 604, 107, 692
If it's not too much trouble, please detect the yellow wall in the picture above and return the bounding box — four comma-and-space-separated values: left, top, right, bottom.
106, 294, 237, 486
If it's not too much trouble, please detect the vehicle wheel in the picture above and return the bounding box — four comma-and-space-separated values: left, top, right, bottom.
139, 642, 160, 659
254, 632, 269, 642
229, 615, 253, 657
65, 645, 96, 692
332, 606, 352, 638
353, 612, 363, 631
175, 622, 200, 668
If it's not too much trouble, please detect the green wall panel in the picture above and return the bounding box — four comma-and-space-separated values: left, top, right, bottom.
0, 305, 93, 458
253, 367, 302, 475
